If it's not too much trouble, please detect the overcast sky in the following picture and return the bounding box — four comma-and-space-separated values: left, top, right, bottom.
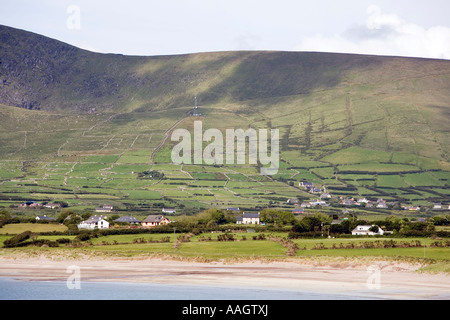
1, 0, 450, 59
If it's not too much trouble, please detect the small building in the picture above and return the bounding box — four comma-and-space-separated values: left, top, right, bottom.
44, 203, 61, 209
78, 215, 109, 230
433, 203, 442, 210
311, 188, 321, 194
236, 212, 260, 225
114, 216, 142, 225
299, 181, 313, 189
142, 215, 171, 228
351, 225, 384, 236
310, 199, 328, 207
292, 208, 304, 215
95, 205, 114, 213
227, 207, 240, 212
402, 206, 421, 211
36, 215, 55, 222
301, 202, 311, 208
357, 198, 369, 204
376, 202, 388, 209
162, 208, 176, 214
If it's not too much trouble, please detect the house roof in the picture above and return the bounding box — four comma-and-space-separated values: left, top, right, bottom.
114, 216, 142, 223
243, 212, 260, 219
143, 215, 168, 223
83, 215, 108, 223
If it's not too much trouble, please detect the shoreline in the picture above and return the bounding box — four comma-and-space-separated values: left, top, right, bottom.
0, 254, 449, 300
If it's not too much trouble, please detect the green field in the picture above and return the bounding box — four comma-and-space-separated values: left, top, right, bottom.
1, 29, 450, 215
1, 230, 448, 268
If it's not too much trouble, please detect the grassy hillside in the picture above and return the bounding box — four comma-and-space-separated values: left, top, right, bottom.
0, 24, 449, 214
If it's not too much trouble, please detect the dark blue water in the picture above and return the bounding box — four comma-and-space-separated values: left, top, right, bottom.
0, 277, 371, 300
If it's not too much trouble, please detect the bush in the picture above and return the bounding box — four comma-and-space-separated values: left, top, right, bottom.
217, 233, 235, 241
76, 231, 92, 241
3, 231, 33, 248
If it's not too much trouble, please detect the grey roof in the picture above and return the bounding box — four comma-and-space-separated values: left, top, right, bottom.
143, 215, 168, 223
243, 212, 260, 218
114, 216, 142, 223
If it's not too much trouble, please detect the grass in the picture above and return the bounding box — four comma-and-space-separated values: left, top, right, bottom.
0, 46, 450, 213
0, 223, 68, 234
1, 231, 448, 270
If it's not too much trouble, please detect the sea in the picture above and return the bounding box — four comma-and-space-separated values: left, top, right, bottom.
0, 277, 376, 300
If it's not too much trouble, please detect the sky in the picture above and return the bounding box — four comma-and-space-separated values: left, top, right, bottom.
1, 0, 450, 59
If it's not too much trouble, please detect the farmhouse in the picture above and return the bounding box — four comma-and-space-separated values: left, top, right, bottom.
78, 215, 109, 230
310, 199, 328, 207
236, 212, 260, 225
299, 181, 313, 189
351, 225, 384, 236
162, 208, 176, 214
292, 208, 304, 214
35, 215, 55, 221
44, 203, 61, 209
142, 215, 171, 228
95, 205, 114, 213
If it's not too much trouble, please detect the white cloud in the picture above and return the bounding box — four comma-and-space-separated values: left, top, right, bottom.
295, 5, 450, 60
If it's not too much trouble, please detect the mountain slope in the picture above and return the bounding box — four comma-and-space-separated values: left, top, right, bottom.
2, 24, 448, 112
1, 25, 450, 211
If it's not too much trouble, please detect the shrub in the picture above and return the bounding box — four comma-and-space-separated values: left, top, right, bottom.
76, 231, 92, 241
217, 233, 235, 241
3, 231, 33, 248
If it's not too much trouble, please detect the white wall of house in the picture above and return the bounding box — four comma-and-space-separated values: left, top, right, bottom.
78, 219, 109, 230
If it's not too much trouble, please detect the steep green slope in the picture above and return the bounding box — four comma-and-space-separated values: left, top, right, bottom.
0, 24, 449, 212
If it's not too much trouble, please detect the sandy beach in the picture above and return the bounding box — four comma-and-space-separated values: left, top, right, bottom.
0, 254, 448, 300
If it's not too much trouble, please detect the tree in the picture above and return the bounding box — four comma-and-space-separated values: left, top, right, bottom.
260, 209, 295, 225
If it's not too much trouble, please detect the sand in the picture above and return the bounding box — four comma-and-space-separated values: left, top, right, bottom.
0, 254, 449, 300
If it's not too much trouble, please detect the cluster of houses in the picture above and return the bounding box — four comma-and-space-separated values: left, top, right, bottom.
77, 214, 172, 230
340, 197, 389, 208
19, 201, 61, 209
299, 181, 325, 195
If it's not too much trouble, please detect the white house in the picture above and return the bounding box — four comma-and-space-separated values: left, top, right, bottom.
78, 215, 109, 230
95, 205, 114, 213
236, 212, 260, 225
162, 208, 176, 214
351, 225, 384, 236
